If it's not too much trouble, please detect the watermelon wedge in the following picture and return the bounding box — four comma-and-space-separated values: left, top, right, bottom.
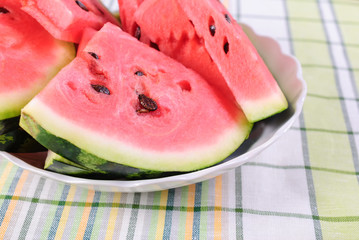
45, 151, 96, 177
20, 23, 252, 173
119, 0, 288, 122
21, 0, 120, 43
0, 0, 75, 152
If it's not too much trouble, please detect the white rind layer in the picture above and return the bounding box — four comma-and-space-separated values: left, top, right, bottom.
242, 91, 288, 122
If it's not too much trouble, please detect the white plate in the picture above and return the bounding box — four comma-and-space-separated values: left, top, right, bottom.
0, 24, 306, 192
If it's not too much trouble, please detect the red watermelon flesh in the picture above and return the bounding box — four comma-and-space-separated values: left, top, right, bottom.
21, 0, 120, 43
20, 23, 252, 172
123, 0, 288, 122
0, 0, 75, 120
117, 0, 144, 35
77, 27, 97, 56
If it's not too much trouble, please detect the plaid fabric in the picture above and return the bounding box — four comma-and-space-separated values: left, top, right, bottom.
1, 0, 359, 239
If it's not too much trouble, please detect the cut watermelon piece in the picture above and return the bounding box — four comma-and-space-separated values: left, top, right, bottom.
0, 0, 75, 152
20, 23, 252, 173
45, 151, 96, 177
121, 0, 288, 122
0, 0, 75, 120
21, 0, 120, 43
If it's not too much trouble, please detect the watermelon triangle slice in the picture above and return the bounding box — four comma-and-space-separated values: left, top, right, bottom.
20, 23, 252, 174
120, 0, 288, 122
0, 0, 75, 120
0, 0, 75, 152
21, 0, 120, 43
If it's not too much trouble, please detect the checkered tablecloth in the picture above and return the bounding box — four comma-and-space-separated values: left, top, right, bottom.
1, 0, 359, 239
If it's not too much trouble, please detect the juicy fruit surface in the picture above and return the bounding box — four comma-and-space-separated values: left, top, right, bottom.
122, 0, 288, 122
21, 23, 252, 172
178, 0, 288, 122
0, 0, 75, 120
133, 0, 232, 108
21, 0, 120, 43
117, 0, 144, 35
77, 27, 97, 56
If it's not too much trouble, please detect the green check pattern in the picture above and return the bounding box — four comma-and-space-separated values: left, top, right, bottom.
1, 0, 359, 239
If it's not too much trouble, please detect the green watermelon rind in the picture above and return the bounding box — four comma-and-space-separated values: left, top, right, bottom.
0, 128, 46, 153
46, 159, 97, 177
20, 98, 252, 173
0, 41, 76, 121
21, 113, 166, 179
44, 151, 175, 179
45, 150, 92, 171
0, 117, 19, 135
44, 151, 105, 178
0, 117, 46, 152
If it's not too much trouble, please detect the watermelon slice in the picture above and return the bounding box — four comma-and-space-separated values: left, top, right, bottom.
0, 0, 75, 152
21, 0, 120, 43
119, 0, 288, 122
20, 23, 252, 174
45, 151, 95, 176
44, 151, 105, 178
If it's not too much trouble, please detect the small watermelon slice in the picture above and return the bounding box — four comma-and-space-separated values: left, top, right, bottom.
20, 23, 252, 173
44, 151, 174, 179
44, 151, 102, 178
0, 0, 75, 152
21, 0, 120, 43
120, 0, 288, 122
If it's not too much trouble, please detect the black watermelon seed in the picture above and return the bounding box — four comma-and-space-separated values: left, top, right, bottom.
88, 52, 99, 59
0, 7, 9, 14
224, 41, 229, 54
224, 14, 231, 23
135, 71, 144, 76
138, 94, 157, 111
150, 41, 160, 51
134, 26, 141, 40
91, 84, 110, 95
75, 0, 89, 12
209, 25, 216, 36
